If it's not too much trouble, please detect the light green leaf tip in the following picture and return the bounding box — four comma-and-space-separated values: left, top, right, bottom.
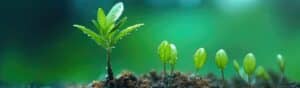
194, 48, 207, 70
215, 49, 228, 70
243, 53, 256, 76
107, 2, 124, 25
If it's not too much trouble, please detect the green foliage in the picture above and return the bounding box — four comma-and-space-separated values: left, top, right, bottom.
194, 48, 207, 71
243, 53, 256, 76
233, 59, 240, 73
277, 54, 285, 73
215, 49, 228, 70
73, 2, 144, 49
255, 66, 270, 80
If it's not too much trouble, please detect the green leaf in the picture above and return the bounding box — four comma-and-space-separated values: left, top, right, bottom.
243, 53, 256, 76
194, 48, 207, 70
215, 49, 228, 70
114, 23, 144, 43
233, 59, 240, 72
92, 20, 101, 32
108, 17, 127, 34
73, 24, 105, 47
97, 8, 106, 33
106, 2, 124, 25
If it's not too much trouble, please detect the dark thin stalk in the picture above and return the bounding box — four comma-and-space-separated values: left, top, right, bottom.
163, 63, 167, 77
221, 70, 225, 88
106, 48, 114, 81
170, 64, 174, 75
248, 75, 252, 88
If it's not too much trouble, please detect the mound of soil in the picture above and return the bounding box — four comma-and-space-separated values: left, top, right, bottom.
90, 70, 300, 88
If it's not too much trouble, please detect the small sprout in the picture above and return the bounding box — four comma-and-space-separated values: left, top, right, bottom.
277, 54, 285, 87
243, 53, 256, 87
194, 48, 207, 74
233, 59, 240, 73
158, 40, 171, 76
157, 41, 178, 75
158, 40, 171, 63
215, 49, 228, 70
243, 53, 256, 76
277, 54, 285, 73
169, 43, 178, 75
215, 49, 228, 88
255, 66, 270, 80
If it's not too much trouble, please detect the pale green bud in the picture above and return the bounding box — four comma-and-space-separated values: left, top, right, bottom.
168, 43, 178, 65
277, 54, 285, 73
194, 48, 207, 70
215, 49, 228, 70
158, 40, 170, 63
243, 53, 256, 76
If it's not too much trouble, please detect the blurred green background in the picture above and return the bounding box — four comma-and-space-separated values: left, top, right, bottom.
1, 0, 300, 84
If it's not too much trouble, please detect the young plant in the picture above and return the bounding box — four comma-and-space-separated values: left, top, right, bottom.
168, 43, 178, 75
158, 40, 171, 76
243, 53, 256, 88
215, 49, 228, 87
233, 59, 240, 74
277, 54, 285, 87
158, 41, 178, 75
73, 2, 144, 81
194, 48, 207, 75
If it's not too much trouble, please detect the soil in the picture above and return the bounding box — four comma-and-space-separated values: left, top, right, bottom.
91, 70, 300, 88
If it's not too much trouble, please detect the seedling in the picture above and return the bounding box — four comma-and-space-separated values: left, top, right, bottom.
158, 41, 178, 76
233, 59, 240, 74
73, 2, 144, 82
243, 53, 256, 88
215, 49, 228, 88
277, 54, 285, 87
168, 43, 178, 75
194, 48, 207, 75
158, 40, 171, 76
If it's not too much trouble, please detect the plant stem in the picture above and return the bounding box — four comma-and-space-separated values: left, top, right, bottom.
170, 64, 174, 75
163, 63, 166, 77
248, 75, 252, 88
106, 48, 114, 81
221, 70, 225, 88
277, 72, 284, 88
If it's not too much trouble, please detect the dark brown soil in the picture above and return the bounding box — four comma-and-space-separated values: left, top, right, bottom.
91, 70, 300, 88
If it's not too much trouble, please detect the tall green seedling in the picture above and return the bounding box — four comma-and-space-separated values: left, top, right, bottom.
73, 2, 144, 82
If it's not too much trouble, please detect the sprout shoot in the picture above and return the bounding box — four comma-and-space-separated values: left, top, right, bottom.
243, 53, 256, 88
215, 49, 228, 88
194, 48, 207, 74
73, 2, 144, 84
